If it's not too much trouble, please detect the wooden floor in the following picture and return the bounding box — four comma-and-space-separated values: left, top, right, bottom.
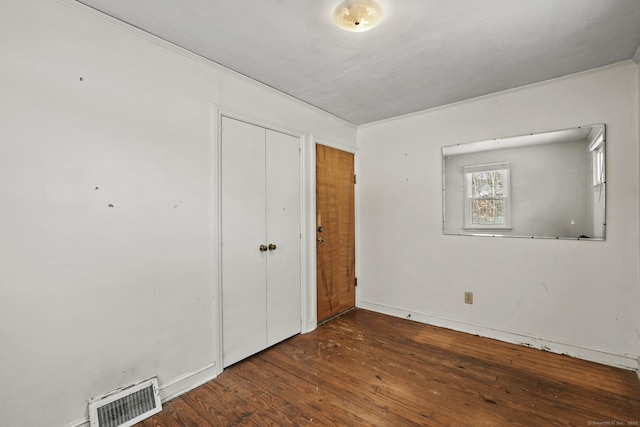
140, 309, 640, 426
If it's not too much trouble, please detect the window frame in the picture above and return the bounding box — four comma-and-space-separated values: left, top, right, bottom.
589, 131, 605, 187
463, 162, 512, 230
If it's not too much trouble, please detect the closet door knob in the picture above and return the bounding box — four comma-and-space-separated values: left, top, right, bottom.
268, 243, 277, 251
259, 245, 268, 252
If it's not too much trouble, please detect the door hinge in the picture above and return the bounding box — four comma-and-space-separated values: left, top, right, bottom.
354, 277, 358, 287
354, 174, 357, 184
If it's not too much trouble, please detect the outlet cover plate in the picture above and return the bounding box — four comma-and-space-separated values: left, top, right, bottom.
465, 292, 473, 304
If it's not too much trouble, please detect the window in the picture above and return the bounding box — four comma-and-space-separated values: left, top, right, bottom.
464, 162, 511, 229
589, 131, 605, 186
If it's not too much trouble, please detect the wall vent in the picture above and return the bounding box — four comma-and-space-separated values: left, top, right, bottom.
89, 377, 162, 427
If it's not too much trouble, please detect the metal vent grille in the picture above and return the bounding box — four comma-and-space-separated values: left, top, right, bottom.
97, 385, 155, 426
89, 377, 161, 427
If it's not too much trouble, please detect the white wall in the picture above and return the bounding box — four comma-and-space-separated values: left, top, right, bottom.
0, 1, 356, 426
357, 62, 640, 370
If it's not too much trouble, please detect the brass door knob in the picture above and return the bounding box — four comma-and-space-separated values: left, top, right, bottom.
259, 245, 268, 252
268, 243, 277, 251
317, 237, 325, 243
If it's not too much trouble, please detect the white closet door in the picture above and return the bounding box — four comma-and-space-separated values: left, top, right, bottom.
221, 117, 267, 367
265, 130, 301, 346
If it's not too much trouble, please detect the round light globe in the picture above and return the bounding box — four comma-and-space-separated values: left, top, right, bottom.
333, 0, 383, 32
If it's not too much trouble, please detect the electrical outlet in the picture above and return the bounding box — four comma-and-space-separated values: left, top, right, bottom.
464, 292, 473, 304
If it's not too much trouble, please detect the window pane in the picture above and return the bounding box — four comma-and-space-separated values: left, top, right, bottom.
472, 199, 505, 224
471, 170, 504, 198
463, 163, 510, 229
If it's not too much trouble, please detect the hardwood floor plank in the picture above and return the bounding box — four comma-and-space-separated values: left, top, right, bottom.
274, 324, 525, 425
199, 377, 281, 426
138, 309, 640, 426
213, 370, 307, 426
179, 384, 242, 426
138, 397, 213, 427
340, 310, 636, 398
317, 315, 634, 422
322, 310, 640, 423
236, 356, 374, 426
272, 341, 436, 425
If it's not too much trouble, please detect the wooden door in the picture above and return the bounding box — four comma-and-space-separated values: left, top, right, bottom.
316, 144, 355, 323
221, 117, 267, 367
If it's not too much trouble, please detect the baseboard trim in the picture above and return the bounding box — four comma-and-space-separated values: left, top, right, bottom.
64, 418, 89, 427
65, 363, 219, 427
304, 320, 317, 334
358, 300, 639, 372
159, 363, 218, 402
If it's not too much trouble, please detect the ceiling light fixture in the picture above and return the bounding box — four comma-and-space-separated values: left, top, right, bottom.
333, 0, 383, 33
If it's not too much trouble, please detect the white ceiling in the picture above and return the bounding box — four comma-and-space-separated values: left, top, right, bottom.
76, 0, 640, 125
